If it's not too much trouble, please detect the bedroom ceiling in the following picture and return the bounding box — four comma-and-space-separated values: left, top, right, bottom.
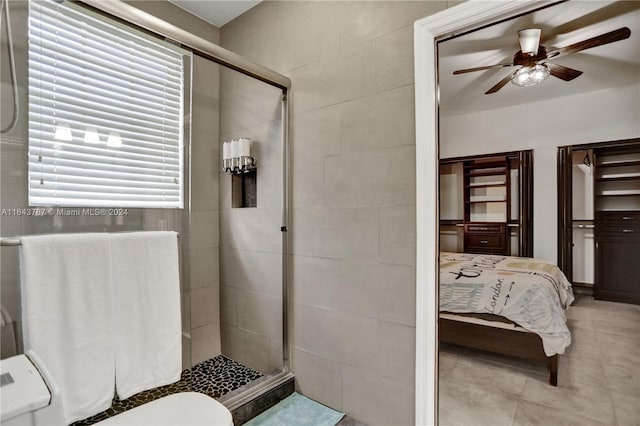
438, 1, 640, 116
168, 0, 261, 27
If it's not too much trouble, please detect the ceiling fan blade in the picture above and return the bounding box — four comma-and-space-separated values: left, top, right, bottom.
546, 27, 631, 60
453, 63, 514, 75
485, 70, 518, 94
544, 63, 583, 81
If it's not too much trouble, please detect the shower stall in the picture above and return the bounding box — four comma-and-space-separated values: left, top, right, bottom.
0, 0, 291, 423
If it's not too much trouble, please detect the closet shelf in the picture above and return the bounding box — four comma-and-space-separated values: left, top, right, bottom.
596, 173, 640, 181
466, 182, 506, 188
596, 159, 640, 168
467, 200, 507, 204
464, 161, 506, 169
596, 191, 640, 197
466, 170, 508, 177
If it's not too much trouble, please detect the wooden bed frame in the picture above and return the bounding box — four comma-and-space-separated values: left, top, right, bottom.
439, 314, 558, 386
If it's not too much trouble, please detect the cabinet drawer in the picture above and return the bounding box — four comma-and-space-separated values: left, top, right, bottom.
465, 223, 505, 233
596, 225, 640, 238
596, 211, 639, 224
466, 234, 504, 249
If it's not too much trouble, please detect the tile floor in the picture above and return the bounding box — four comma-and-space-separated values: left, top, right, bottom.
438, 295, 640, 426
337, 415, 368, 426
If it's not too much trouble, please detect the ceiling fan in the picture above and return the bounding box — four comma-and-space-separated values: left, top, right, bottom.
453, 26, 631, 94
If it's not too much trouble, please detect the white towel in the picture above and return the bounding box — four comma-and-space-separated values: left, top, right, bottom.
109, 231, 182, 399
20, 233, 115, 425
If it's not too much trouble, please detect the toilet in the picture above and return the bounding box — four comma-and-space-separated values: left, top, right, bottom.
1, 351, 233, 426
94, 393, 233, 426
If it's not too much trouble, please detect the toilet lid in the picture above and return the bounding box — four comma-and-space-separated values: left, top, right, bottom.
95, 392, 233, 426
0, 355, 51, 422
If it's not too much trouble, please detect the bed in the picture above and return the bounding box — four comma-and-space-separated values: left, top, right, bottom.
439, 252, 575, 386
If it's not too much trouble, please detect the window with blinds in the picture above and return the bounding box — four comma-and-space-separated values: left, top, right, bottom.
28, 0, 188, 208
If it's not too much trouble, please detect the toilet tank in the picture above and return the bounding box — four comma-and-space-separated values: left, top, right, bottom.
0, 351, 65, 426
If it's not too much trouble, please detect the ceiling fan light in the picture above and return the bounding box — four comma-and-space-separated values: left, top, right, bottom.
518, 28, 541, 55
511, 64, 550, 87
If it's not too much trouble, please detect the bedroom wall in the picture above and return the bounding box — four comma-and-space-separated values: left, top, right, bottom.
220, 1, 460, 424
440, 82, 640, 262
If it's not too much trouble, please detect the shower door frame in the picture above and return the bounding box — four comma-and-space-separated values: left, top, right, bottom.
77, 0, 293, 410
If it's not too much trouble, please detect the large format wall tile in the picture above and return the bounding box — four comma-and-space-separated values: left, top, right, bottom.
290, 42, 376, 115
339, 1, 445, 50
290, 347, 343, 410
379, 206, 416, 266
291, 207, 379, 260
340, 85, 416, 154
323, 145, 415, 207
192, 323, 222, 365
342, 364, 415, 426
191, 285, 219, 329
375, 26, 415, 92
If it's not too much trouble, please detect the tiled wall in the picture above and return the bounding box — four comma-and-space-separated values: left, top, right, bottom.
0, 0, 222, 368
218, 70, 284, 374
220, 2, 452, 424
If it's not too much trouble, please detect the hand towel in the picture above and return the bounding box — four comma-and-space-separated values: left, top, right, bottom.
109, 231, 182, 399
20, 233, 114, 425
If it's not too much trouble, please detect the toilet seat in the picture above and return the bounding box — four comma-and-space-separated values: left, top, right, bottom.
94, 392, 233, 426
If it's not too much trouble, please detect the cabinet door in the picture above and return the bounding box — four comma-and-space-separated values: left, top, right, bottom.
595, 240, 640, 304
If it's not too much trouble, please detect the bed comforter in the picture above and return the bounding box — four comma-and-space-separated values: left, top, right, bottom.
439, 252, 575, 356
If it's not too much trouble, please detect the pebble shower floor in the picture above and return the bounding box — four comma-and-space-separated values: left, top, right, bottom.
72, 355, 263, 425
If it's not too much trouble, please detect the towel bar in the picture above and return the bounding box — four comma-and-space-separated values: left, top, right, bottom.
1, 233, 181, 246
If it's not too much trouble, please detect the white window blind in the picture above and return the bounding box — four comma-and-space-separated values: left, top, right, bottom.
28, 0, 187, 208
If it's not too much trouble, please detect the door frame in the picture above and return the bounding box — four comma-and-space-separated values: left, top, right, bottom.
413, 2, 549, 424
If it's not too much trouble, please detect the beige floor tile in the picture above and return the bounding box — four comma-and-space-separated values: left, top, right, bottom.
439, 351, 459, 371
520, 378, 617, 424
448, 356, 528, 396
570, 325, 600, 349
592, 307, 640, 323
604, 364, 640, 396
439, 380, 518, 426
611, 391, 640, 426
591, 299, 639, 314
571, 294, 593, 308
558, 353, 608, 388
563, 339, 603, 363
596, 333, 640, 370
566, 306, 595, 331
513, 399, 608, 426
593, 314, 640, 339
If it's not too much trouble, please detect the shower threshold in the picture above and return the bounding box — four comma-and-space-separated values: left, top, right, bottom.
220, 369, 295, 425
